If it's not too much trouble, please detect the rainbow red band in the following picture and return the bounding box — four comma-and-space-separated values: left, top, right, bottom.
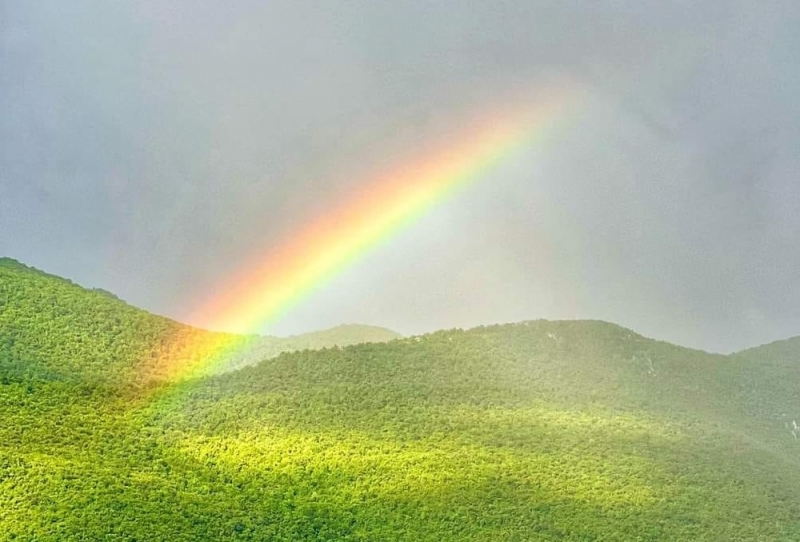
169, 90, 575, 380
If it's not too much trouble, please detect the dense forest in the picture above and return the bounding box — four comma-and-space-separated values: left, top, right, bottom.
1, 257, 799, 540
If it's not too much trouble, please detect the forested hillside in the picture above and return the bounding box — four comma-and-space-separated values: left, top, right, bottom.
0, 257, 398, 387
1, 258, 798, 540
730, 337, 800, 441
0, 256, 196, 386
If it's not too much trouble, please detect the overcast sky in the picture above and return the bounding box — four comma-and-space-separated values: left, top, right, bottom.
2, 1, 799, 352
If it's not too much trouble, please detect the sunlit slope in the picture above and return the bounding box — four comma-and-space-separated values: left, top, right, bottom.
138, 322, 800, 541
164, 321, 800, 455
0, 257, 398, 386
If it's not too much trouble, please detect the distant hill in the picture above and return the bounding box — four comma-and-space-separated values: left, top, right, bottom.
1, 257, 798, 541
283, 323, 401, 348
224, 324, 401, 372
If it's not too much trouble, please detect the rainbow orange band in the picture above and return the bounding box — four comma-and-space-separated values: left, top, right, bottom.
165, 89, 575, 381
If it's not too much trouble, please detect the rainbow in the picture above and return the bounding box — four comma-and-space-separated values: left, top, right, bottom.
152, 89, 576, 383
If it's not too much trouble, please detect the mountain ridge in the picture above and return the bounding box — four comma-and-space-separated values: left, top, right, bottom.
6, 255, 796, 360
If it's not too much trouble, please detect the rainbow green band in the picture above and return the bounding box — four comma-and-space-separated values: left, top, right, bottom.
156, 92, 574, 382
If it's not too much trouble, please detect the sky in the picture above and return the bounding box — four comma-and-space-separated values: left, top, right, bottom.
2, 1, 799, 353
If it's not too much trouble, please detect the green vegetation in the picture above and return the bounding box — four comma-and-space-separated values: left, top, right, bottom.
1, 257, 798, 540
0, 257, 398, 386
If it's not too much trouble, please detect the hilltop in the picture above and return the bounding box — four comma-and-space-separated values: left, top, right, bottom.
0, 258, 798, 540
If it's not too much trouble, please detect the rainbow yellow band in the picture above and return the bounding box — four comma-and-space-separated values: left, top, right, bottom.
157, 89, 575, 381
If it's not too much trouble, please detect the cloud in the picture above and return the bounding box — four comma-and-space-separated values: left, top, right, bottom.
2, 0, 799, 352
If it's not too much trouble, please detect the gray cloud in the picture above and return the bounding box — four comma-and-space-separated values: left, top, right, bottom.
2, 0, 799, 352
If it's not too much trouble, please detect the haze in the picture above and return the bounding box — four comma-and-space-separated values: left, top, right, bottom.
2, 1, 799, 353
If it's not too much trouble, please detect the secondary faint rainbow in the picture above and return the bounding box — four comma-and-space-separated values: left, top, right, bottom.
155, 89, 576, 382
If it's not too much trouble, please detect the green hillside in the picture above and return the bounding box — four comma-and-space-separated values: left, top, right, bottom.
1, 258, 798, 540
0, 257, 398, 386
729, 337, 800, 440
0, 257, 240, 389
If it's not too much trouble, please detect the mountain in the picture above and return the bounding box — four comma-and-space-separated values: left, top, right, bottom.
1, 258, 798, 541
